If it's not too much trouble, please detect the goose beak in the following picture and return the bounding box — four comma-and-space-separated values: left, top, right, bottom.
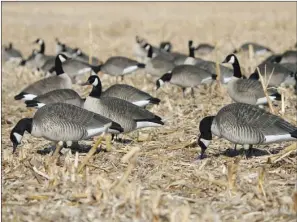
80, 81, 90, 86
12, 143, 18, 153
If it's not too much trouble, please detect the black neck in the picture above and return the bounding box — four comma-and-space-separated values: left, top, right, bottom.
39, 42, 45, 54
89, 79, 102, 98
8, 43, 12, 49
232, 58, 242, 78
17, 118, 33, 134
161, 73, 172, 82
55, 56, 64, 75
147, 46, 153, 58
189, 46, 195, 58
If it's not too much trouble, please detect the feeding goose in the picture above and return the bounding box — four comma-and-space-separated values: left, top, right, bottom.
14, 54, 72, 101
2, 42, 23, 63
145, 44, 175, 78
249, 62, 296, 87
82, 75, 164, 134
25, 89, 85, 109
233, 42, 274, 55
222, 54, 281, 106
156, 64, 215, 97
96, 56, 145, 81
102, 84, 160, 107
72, 48, 101, 65
10, 103, 123, 153
197, 103, 297, 159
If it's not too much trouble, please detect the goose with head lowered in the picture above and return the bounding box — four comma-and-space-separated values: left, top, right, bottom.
2, 42, 23, 63
156, 64, 215, 98
222, 54, 281, 106
82, 75, 164, 134
10, 103, 123, 153
197, 103, 297, 159
14, 54, 72, 101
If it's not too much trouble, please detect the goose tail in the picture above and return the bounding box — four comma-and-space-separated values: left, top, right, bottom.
290, 129, 297, 139
149, 97, 161, 105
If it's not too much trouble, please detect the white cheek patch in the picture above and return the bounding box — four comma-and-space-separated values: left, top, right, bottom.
200, 138, 210, 147
59, 55, 66, 63
21, 94, 37, 101
38, 39, 43, 45
164, 44, 170, 51
13, 132, 23, 143
92, 78, 99, 86
228, 56, 235, 64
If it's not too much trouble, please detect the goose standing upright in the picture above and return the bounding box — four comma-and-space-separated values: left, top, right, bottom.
33, 38, 56, 69
14, 54, 72, 101
197, 103, 297, 159
222, 54, 281, 106
82, 75, 164, 134
10, 103, 123, 153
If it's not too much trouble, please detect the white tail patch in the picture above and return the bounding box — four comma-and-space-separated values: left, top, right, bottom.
136, 121, 163, 129
78, 67, 91, 75
92, 77, 99, 86
201, 76, 213, 84
264, 134, 295, 143
132, 100, 150, 107
13, 132, 23, 143
123, 66, 138, 74
22, 94, 37, 101
35, 103, 46, 109
158, 79, 165, 87
256, 96, 278, 105
87, 123, 111, 137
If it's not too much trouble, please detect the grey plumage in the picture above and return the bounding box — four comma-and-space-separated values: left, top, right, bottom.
2, 43, 23, 63
25, 89, 85, 109
10, 103, 123, 152
197, 103, 297, 158
72, 48, 101, 65
82, 75, 164, 133
195, 43, 215, 55
279, 50, 297, 64
234, 42, 273, 55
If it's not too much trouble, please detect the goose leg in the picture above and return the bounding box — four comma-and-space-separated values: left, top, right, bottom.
245, 145, 254, 158
191, 88, 195, 98
182, 88, 186, 98
121, 75, 124, 81
234, 144, 237, 151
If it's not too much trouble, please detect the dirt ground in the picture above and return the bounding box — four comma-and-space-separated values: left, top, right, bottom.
2, 2, 297, 222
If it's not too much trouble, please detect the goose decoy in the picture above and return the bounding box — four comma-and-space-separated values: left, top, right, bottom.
82, 75, 164, 134
25, 89, 85, 109
156, 64, 215, 97
278, 50, 297, 64
222, 54, 281, 105
97, 56, 145, 81
249, 62, 296, 87
197, 103, 297, 159
10, 103, 123, 153
195, 43, 215, 56
72, 48, 101, 65
14, 54, 72, 101
102, 84, 160, 107
33, 38, 56, 69
145, 44, 175, 78
233, 42, 274, 55
184, 41, 233, 83
2, 42, 23, 63
55, 38, 76, 56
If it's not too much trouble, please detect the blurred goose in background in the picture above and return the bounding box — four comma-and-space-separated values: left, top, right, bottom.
55, 38, 76, 56
250, 62, 296, 87
25, 89, 85, 109
278, 50, 297, 64
145, 44, 175, 78
159, 41, 172, 52
156, 64, 215, 97
82, 75, 164, 134
72, 48, 101, 65
14, 54, 72, 101
96, 56, 145, 81
233, 42, 274, 55
223, 54, 281, 106
2, 42, 23, 63
197, 103, 297, 159
10, 103, 123, 153
195, 43, 215, 56
33, 38, 56, 69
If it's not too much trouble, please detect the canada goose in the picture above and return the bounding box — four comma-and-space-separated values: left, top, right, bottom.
197, 103, 297, 159
46, 57, 101, 83
145, 44, 175, 78
14, 54, 72, 101
2, 42, 23, 63
72, 48, 101, 65
25, 89, 85, 109
55, 38, 76, 56
249, 62, 296, 87
82, 75, 164, 133
156, 64, 215, 97
184, 41, 233, 83
280, 63, 297, 73
102, 84, 160, 107
159, 41, 172, 52
19, 49, 39, 68
33, 38, 56, 69
278, 50, 297, 64
97, 56, 145, 81
222, 54, 281, 105
10, 103, 123, 153
233, 42, 274, 55
259, 54, 282, 64
195, 43, 215, 56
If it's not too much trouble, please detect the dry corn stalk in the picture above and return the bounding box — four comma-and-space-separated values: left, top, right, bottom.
248, 44, 254, 74
227, 157, 240, 191
257, 166, 266, 198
